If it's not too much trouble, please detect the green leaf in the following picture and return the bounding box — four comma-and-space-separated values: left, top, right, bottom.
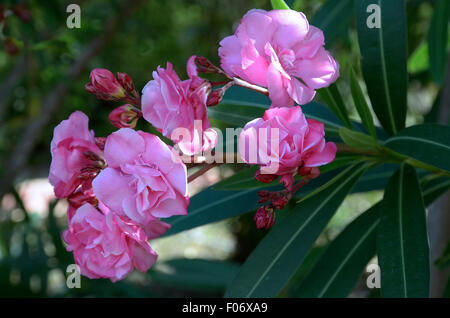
163, 187, 263, 237
408, 42, 429, 74
384, 124, 450, 173
150, 259, 240, 292
428, 0, 450, 86
444, 278, 450, 298
318, 84, 352, 129
294, 204, 380, 297
377, 163, 430, 297
208, 100, 265, 127
355, 0, 407, 135
350, 68, 377, 139
224, 163, 368, 298
435, 242, 450, 269
339, 127, 379, 150
209, 98, 345, 136
312, 0, 354, 46
270, 0, 290, 10
292, 172, 450, 298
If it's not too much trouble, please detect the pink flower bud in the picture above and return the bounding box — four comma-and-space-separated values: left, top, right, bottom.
280, 174, 295, 191
89, 68, 126, 100
254, 206, 276, 230
255, 169, 277, 184
116, 72, 135, 94
108, 104, 141, 129
298, 166, 320, 179
195, 56, 220, 74
206, 89, 224, 106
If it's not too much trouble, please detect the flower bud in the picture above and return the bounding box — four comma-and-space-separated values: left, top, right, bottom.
257, 190, 271, 203
88, 68, 126, 100
280, 174, 295, 191
116, 72, 135, 94
195, 56, 220, 74
298, 166, 320, 180
254, 206, 276, 230
108, 104, 141, 129
3, 38, 20, 56
206, 89, 224, 106
12, 5, 32, 23
255, 169, 278, 184
272, 194, 288, 210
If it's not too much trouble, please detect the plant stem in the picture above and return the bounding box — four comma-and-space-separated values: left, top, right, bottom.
188, 163, 220, 183
232, 77, 269, 96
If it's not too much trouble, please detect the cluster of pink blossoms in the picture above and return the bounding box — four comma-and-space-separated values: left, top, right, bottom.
49, 9, 338, 281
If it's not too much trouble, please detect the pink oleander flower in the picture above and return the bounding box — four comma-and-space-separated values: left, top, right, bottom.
141, 58, 217, 156
49, 111, 103, 198
92, 128, 189, 233
238, 106, 337, 180
219, 9, 339, 107
63, 202, 161, 282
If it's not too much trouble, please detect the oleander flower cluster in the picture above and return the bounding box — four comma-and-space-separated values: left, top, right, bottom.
49, 8, 338, 282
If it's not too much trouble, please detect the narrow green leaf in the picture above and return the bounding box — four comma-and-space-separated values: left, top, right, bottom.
444, 278, 450, 298
339, 127, 378, 150
384, 124, 450, 173
355, 0, 407, 135
295, 204, 380, 297
350, 68, 376, 139
377, 163, 430, 297
150, 259, 240, 292
318, 84, 352, 129
271, 0, 290, 10
428, 0, 450, 86
292, 172, 450, 298
225, 163, 367, 298
163, 187, 263, 237
435, 242, 450, 269
312, 0, 354, 46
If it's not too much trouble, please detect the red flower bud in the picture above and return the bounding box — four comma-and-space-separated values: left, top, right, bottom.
255, 169, 277, 184
257, 190, 271, 203
12, 5, 32, 23
271, 194, 288, 210
3, 38, 20, 56
254, 206, 276, 230
298, 166, 320, 179
88, 68, 126, 100
108, 104, 141, 129
206, 89, 224, 106
195, 56, 220, 74
116, 72, 135, 94
0, 6, 5, 22
279, 174, 295, 191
